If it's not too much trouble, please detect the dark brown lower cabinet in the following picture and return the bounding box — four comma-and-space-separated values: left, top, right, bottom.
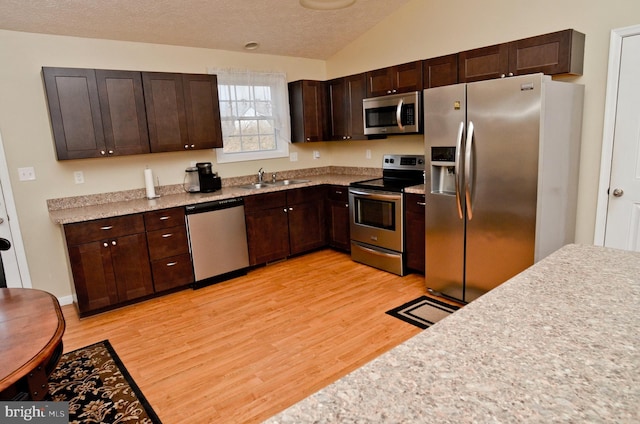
405, 193, 425, 273
327, 185, 350, 251
244, 187, 326, 266
66, 230, 154, 316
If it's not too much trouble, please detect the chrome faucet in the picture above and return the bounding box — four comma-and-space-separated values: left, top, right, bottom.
257, 167, 265, 183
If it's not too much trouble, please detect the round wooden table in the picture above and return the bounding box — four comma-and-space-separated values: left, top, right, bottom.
0, 288, 65, 400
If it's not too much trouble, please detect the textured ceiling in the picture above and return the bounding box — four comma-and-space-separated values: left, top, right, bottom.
0, 0, 411, 59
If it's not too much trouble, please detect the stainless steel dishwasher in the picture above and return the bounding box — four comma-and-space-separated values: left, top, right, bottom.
185, 197, 250, 288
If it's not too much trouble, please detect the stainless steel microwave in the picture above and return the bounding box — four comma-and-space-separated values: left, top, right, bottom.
363, 91, 421, 135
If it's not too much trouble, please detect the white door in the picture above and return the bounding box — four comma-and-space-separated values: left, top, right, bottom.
0, 131, 31, 288
595, 25, 640, 250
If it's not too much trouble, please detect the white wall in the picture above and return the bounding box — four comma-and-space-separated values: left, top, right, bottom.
326, 0, 640, 247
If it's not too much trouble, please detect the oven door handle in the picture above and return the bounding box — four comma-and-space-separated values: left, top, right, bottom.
349, 190, 401, 201
355, 243, 400, 259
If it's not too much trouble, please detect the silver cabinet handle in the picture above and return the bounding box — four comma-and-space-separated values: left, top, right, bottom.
417, 202, 426, 206
100, 226, 113, 230
166, 262, 177, 267
159, 216, 170, 220
162, 233, 173, 238
283, 208, 287, 213
103, 242, 108, 247
111, 240, 116, 246
612, 188, 624, 197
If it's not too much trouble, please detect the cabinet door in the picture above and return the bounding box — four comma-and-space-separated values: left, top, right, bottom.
95, 70, 150, 156
508, 29, 585, 76
288, 187, 326, 255
327, 186, 350, 251
366, 67, 395, 97
289, 80, 327, 142
345, 73, 367, 140
42, 67, 106, 160
183, 74, 223, 149
328, 77, 348, 140
142, 72, 190, 152
424, 54, 459, 88
458, 43, 510, 82
394, 61, 423, 94
110, 233, 154, 302
405, 193, 425, 273
245, 208, 290, 265
288, 200, 326, 255
67, 240, 118, 315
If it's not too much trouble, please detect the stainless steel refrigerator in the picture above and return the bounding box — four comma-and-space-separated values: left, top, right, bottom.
424, 73, 584, 303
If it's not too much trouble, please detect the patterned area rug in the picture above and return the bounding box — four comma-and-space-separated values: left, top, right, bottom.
48, 340, 162, 423
386, 296, 460, 329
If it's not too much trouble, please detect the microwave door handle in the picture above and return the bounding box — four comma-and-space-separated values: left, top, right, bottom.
349, 190, 400, 202
455, 121, 464, 219
396, 98, 405, 130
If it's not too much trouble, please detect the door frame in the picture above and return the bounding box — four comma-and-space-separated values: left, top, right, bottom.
0, 130, 32, 288
594, 24, 640, 245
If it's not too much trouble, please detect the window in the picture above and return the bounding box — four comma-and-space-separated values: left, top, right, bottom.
211, 68, 291, 163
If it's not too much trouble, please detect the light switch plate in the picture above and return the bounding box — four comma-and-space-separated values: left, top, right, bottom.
18, 167, 36, 181
366, 149, 372, 159
290, 152, 298, 162
313, 150, 320, 159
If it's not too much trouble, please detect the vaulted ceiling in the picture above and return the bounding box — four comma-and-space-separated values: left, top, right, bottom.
0, 0, 411, 59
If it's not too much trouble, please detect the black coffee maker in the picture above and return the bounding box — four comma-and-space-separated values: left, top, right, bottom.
196, 162, 221, 193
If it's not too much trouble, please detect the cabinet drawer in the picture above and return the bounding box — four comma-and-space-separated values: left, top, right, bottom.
144, 207, 186, 231
146, 226, 189, 260
327, 185, 348, 202
151, 253, 194, 292
244, 191, 286, 212
64, 214, 145, 245
405, 194, 426, 214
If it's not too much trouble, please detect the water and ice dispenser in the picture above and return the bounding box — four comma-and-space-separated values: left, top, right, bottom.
430, 146, 457, 195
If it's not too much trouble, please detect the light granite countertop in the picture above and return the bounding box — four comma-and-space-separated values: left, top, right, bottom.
48, 168, 379, 224
265, 244, 640, 423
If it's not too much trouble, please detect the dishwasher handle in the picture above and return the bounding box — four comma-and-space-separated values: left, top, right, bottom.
185, 197, 244, 214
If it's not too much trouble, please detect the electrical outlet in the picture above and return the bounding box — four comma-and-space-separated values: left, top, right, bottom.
366, 149, 372, 159
313, 150, 320, 159
18, 167, 36, 181
290, 152, 298, 162
74, 171, 85, 184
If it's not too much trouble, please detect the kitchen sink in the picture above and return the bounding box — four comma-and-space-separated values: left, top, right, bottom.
266, 179, 310, 186
238, 182, 271, 190
238, 179, 310, 190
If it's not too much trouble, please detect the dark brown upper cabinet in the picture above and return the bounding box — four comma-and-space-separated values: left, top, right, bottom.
289, 80, 327, 142
366, 61, 423, 97
423, 54, 459, 88
327, 73, 367, 141
43, 67, 149, 160
459, 29, 585, 83
142, 73, 223, 152
96, 70, 150, 156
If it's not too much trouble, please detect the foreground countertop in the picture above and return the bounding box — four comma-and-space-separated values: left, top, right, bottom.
48, 170, 377, 225
266, 244, 640, 423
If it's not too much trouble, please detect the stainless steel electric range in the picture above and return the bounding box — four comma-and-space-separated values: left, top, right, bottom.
349, 154, 425, 275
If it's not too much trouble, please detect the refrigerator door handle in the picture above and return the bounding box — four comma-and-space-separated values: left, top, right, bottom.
465, 121, 475, 220
396, 98, 405, 130
455, 121, 464, 219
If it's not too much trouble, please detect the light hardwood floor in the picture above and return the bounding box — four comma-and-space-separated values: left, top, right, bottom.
60, 249, 450, 423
